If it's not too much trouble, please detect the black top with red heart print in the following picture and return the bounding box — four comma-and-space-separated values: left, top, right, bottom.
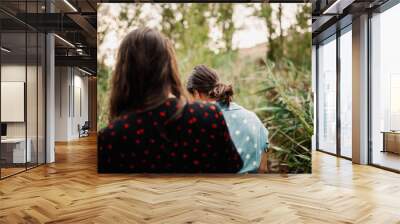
98, 98, 243, 173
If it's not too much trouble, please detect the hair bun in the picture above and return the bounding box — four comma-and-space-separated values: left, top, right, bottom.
210, 83, 234, 106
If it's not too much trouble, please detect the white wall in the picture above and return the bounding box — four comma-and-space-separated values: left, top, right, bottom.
72, 73, 89, 138
54, 67, 89, 141
55, 67, 69, 141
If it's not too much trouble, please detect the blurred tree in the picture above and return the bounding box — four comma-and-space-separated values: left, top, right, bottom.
215, 4, 235, 52
183, 4, 210, 51
118, 3, 143, 28
254, 3, 311, 69
253, 4, 280, 62
285, 4, 312, 70
160, 4, 186, 45
97, 4, 109, 48
277, 4, 284, 55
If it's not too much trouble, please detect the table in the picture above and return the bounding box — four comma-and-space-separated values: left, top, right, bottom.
381, 131, 400, 154
1, 138, 31, 163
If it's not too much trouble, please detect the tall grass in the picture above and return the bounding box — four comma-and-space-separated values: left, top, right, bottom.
255, 61, 312, 173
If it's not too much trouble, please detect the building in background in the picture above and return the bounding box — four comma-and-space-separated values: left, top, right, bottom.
312, 0, 400, 172
0, 0, 97, 179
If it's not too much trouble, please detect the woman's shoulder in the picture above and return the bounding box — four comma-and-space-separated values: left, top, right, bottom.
185, 101, 222, 114
183, 101, 223, 123
222, 102, 265, 124
98, 114, 128, 140
220, 102, 254, 116
98, 108, 144, 139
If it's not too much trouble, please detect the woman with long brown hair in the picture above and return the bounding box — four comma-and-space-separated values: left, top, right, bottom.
98, 28, 242, 173
186, 65, 269, 173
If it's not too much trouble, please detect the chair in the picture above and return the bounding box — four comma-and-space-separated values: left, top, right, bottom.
78, 121, 90, 138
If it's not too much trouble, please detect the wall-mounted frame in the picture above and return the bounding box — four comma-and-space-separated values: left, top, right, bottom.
1, 82, 25, 122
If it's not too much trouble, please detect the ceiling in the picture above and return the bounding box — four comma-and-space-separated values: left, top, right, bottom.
312, 0, 390, 43
0, 0, 98, 75
98, 0, 309, 2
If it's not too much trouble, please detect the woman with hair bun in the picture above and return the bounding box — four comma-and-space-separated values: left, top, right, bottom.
187, 65, 269, 173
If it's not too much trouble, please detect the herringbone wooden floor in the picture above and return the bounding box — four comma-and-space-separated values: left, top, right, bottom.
1, 135, 400, 224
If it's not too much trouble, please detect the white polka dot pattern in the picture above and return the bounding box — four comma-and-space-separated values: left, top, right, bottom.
216, 102, 269, 174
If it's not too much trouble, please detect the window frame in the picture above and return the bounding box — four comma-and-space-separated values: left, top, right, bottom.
314, 21, 353, 161
367, 0, 400, 173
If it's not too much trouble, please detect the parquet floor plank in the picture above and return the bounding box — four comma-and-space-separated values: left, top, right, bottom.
0, 135, 399, 223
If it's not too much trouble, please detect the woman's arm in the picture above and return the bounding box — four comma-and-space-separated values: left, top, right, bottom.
97, 127, 120, 173
258, 151, 269, 173
258, 121, 269, 173
97, 129, 109, 173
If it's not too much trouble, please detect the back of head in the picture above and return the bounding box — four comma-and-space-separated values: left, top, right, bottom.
109, 27, 185, 120
187, 65, 233, 106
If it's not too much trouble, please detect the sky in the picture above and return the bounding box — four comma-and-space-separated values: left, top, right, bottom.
98, 3, 303, 67
231, 4, 298, 49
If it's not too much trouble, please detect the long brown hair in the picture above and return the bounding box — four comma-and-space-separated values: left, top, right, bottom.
109, 27, 186, 120
186, 65, 233, 106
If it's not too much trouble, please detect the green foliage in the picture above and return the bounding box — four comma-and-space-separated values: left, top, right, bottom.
97, 63, 110, 130
286, 4, 312, 71
256, 61, 312, 173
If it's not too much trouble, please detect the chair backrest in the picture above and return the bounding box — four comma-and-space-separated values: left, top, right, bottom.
82, 121, 90, 129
